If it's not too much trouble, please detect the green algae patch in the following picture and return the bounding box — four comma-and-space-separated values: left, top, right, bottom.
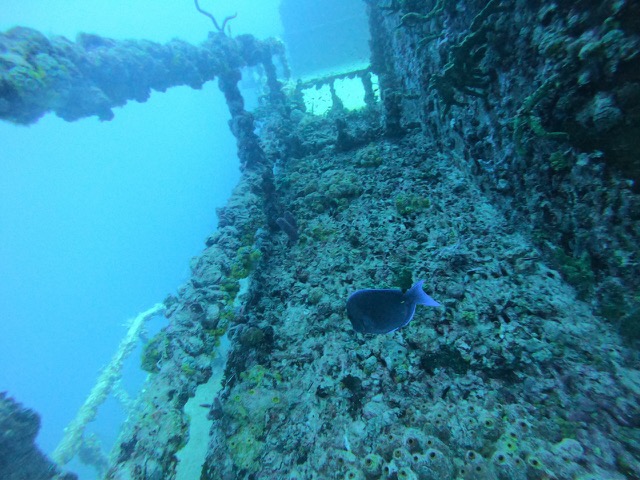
141, 331, 168, 373
239, 364, 282, 388
231, 246, 262, 279
354, 143, 383, 167
204, 327, 227, 347
552, 248, 595, 299
241, 364, 267, 387
227, 428, 264, 472
395, 193, 431, 217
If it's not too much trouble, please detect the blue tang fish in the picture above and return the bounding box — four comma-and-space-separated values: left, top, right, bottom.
346, 280, 441, 334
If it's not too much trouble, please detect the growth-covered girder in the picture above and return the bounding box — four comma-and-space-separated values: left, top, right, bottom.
0, 27, 286, 124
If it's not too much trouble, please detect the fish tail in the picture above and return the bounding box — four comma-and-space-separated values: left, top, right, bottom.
409, 279, 441, 307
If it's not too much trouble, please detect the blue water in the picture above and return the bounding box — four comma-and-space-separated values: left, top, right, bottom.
0, 0, 282, 467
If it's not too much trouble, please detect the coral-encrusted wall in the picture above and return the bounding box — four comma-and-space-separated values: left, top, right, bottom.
196, 111, 640, 479
369, 0, 640, 340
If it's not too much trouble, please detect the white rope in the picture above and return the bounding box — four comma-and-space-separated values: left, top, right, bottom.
52, 303, 165, 466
